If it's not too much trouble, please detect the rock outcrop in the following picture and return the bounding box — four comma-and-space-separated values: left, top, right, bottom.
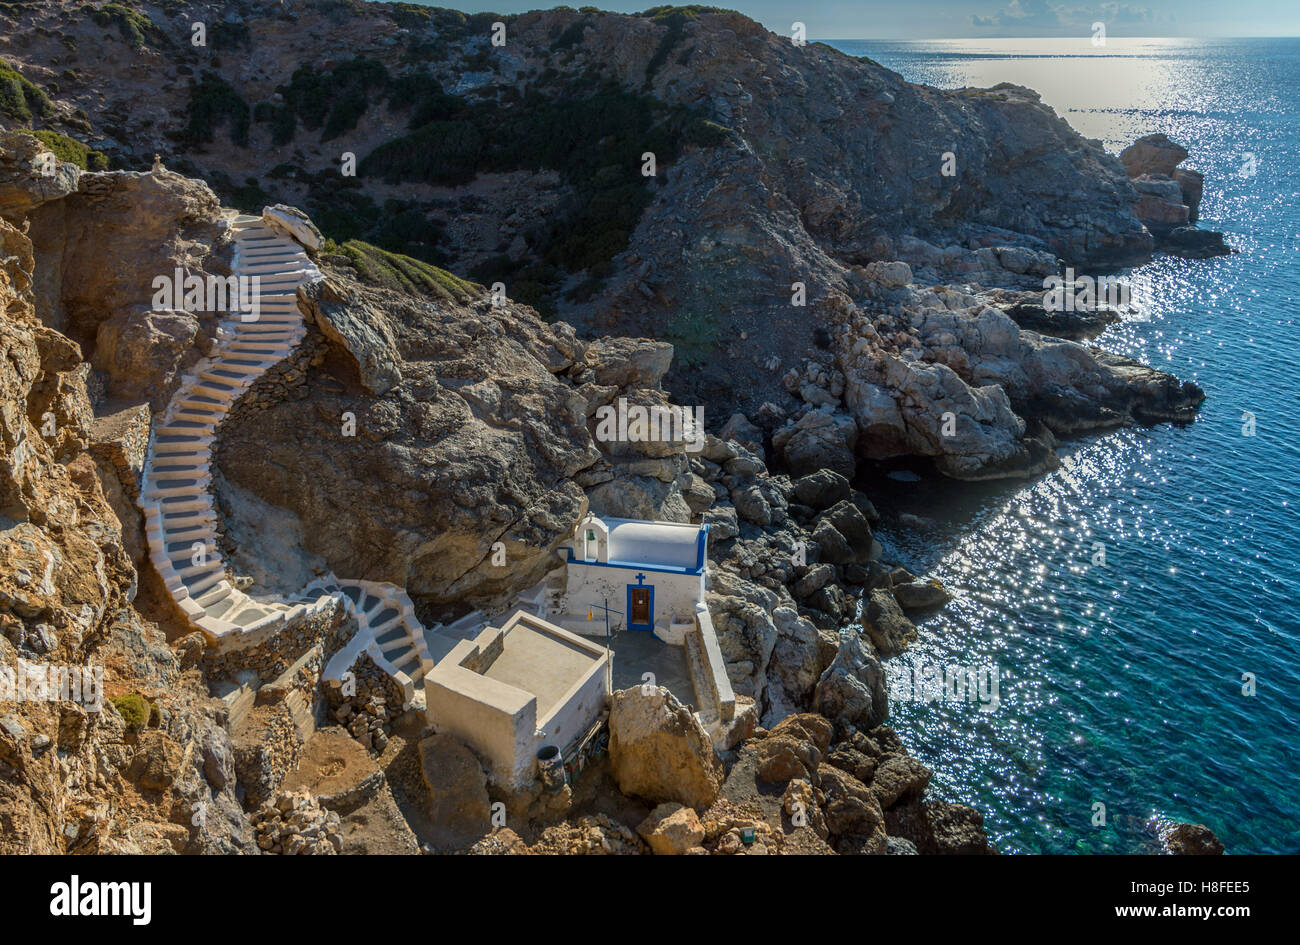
215, 266, 598, 609
1121, 134, 1231, 258
725, 714, 995, 855
608, 686, 724, 811
1161, 821, 1225, 855
821, 273, 1205, 478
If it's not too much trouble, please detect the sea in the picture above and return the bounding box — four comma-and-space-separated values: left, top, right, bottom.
823, 37, 1300, 854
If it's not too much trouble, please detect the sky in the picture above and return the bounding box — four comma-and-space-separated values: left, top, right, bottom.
396, 1, 1300, 39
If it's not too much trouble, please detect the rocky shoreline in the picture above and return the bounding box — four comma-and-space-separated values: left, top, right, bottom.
0, 1, 1236, 854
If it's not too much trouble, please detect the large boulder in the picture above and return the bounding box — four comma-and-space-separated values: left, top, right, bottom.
1162, 822, 1224, 855
813, 629, 889, 730
588, 474, 692, 522
892, 577, 952, 611
584, 336, 674, 389
707, 572, 780, 702
608, 686, 723, 810
1119, 134, 1189, 178
766, 605, 835, 715
418, 734, 491, 850
92, 306, 200, 407
819, 765, 887, 854
791, 469, 851, 510
862, 589, 918, 656
885, 798, 998, 854
818, 499, 873, 559
773, 407, 857, 478
755, 713, 833, 784
868, 753, 932, 808
262, 204, 323, 251
299, 277, 402, 394
1161, 226, 1231, 259
637, 802, 705, 855
0, 130, 81, 220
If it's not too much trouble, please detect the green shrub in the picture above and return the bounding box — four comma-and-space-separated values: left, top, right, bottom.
16, 129, 109, 170
639, 6, 729, 85
387, 71, 463, 128
664, 309, 719, 368
0, 57, 53, 122
337, 239, 478, 302
272, 58, 390, 143
0, 2, 41, 22
551, 18, 591, 51
91, 3, 164, 49
385, 2, 436, 30
210, 21, 251, 50
110, 693, 150, 732
361, 119, 483, 186
182, 73, 250, 147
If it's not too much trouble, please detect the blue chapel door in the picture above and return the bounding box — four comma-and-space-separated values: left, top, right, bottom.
627, 581, 654, 631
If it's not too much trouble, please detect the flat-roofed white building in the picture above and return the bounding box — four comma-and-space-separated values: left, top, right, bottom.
424, 610, 611, 788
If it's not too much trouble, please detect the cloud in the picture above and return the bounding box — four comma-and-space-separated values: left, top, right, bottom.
971, 1, 1159, 34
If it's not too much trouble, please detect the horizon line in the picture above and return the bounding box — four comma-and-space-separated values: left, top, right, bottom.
810, 34, 1300, 41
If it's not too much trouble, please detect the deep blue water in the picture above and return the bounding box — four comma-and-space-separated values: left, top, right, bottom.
824, 38, 1300, 854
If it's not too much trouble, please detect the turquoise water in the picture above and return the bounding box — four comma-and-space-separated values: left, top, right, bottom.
825, 38, 1300, 854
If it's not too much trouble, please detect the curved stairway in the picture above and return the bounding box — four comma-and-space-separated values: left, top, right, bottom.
140, 214, 327, 640
139, 210, 545, 710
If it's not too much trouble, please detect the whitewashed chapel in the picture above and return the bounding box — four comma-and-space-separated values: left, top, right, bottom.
553, 512, 709, 640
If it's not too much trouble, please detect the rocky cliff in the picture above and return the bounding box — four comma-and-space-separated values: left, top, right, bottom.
0, 137, 250, 852
0, 1, 1223, 479
0, 129, 995, 853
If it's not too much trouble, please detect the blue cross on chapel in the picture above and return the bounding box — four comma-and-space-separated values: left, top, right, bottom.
635, 573, 646, 584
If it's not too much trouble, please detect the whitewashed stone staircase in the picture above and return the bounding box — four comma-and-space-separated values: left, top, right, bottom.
139, 210, 548, 711
140, 214, 329, 641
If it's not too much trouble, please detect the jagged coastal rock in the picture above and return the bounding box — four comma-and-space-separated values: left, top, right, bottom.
0, 0, 1237, 854
1121, 133, 1231, 258
0, 2, 1219, 483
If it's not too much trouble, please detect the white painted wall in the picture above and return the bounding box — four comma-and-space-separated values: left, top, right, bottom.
425, 638, 537, 787
558, 562, 704, 635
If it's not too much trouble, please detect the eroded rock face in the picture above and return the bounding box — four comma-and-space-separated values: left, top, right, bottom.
608, 686, 723, 811
216, 266, 599, 608
0, 196, 251, 852
16, 147, 231, 409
